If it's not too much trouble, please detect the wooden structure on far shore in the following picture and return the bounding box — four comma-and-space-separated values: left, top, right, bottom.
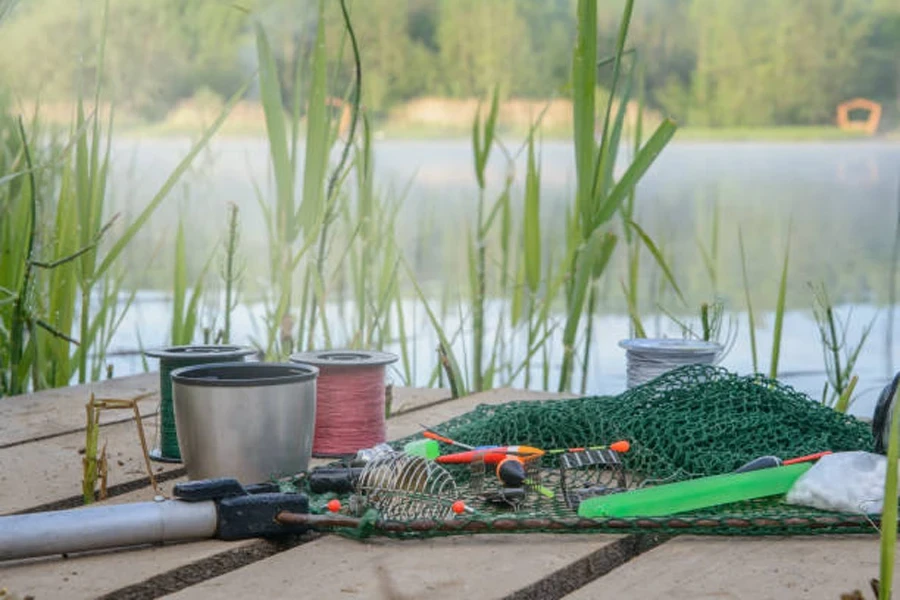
836, 97, 882, 135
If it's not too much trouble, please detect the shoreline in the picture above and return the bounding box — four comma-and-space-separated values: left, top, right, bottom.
108, 124, 896, 144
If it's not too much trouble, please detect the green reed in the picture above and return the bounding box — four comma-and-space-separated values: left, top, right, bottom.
810, 282, 873, 412
220, 202, 243, 345
558, 0, 677, 392
468, 88, 502, 392
248, 0, 416, 375
881, 381, 900, 600
769, 223, 791, 379
0, 0, 245, 397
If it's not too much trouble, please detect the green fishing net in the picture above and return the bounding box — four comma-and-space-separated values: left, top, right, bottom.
301, 365, 878, 539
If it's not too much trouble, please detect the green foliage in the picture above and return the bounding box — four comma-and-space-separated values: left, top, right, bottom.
0, 0, 250, 119
810, 282, 874, 411
0, 0, 245, 397
881, 382, 900, 600
558, 0, 677, 392
2, 0, 896, 128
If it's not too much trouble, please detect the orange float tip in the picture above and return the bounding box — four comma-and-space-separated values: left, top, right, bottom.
326, 499, 342, 513
610, 440, 630, 453
451, 500, 467, 515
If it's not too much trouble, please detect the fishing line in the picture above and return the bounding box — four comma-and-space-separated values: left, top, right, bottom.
619, 339, 721, 389
291, 350, 398, 457
144, 345, 256, 462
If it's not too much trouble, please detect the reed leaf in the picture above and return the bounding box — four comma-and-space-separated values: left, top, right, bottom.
255, 22, 294, 243
94, 80, 249, 282
402, 254, 467, 398
523, 133, 541, 294
559, 229, 616, 391
881, 382, 900, 600
769, 224, 791, 379
595, 119, 677, 226
572, 0, 597, 240
594, 53, 635, 202
627, 219, 685, 305
297, 1, 329, 234
738, 228, 758, 373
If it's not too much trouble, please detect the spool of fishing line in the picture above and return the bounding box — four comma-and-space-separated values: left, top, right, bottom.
290, 350, 398, 457
144, 345, 256, 462
619, 338, 721, 389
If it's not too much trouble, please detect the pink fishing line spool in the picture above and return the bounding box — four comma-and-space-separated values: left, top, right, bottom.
289, 350, 398, 457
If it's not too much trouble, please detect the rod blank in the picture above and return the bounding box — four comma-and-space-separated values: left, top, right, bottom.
0, 500, 218, 562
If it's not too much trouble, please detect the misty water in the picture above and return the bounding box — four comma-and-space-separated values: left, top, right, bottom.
100, 136, 900, 419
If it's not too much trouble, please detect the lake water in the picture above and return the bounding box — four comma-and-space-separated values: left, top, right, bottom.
98, 136, 900, 420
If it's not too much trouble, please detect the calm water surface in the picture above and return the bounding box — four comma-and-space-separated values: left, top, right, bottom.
99, 137, 900, 419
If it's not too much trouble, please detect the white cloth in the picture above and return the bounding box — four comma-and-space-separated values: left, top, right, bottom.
785, 451, 893, 515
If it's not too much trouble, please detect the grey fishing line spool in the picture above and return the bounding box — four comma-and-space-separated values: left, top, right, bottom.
619, 338, 722, 389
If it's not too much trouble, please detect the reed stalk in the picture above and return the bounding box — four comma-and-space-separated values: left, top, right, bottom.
558, 0, 676, 392
738, 228, 759, 373
810, 281, 873, 410
469, 88, 500, 392
880, 381, 900, 600
220, 202, 243, 344
769, 223, 791, 379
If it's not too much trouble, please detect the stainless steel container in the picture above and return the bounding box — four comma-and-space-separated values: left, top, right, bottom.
171, 362, 318, 484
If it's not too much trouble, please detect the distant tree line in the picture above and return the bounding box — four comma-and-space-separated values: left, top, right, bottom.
0, 0, 897, 127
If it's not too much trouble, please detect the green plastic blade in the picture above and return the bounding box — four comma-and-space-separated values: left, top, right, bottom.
577, 462, 813, 518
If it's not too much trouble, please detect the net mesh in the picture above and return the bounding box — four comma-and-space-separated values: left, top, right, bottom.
299, 365, 878, 539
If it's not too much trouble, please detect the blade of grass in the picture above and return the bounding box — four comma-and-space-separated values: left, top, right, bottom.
595, 119, 677, 225
880, 381, 900, 600
95, 79, 250, 280
572, 0, 597, 240
769, 223, 792, 379
738, 228, 758, 373
403, 254, 467, 397
627, 219, 685, 305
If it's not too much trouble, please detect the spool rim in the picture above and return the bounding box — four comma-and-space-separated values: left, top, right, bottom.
289, 349, 398, 368
144, 344, 257, 361
170, 362, 319, 387
618, 338, 722, 355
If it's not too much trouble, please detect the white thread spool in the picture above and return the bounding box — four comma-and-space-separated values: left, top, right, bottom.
619, 338, 723, 389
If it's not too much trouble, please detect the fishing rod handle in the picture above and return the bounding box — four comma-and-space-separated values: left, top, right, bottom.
0, 499, 218, 562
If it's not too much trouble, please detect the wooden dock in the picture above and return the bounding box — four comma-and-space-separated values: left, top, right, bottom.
0, 374, 891, 599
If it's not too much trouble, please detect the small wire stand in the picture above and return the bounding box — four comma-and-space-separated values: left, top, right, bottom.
355, 452, 460, 520
558, 449, 628, 510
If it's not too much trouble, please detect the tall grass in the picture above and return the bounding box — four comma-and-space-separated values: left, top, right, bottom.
557, 0, 676, 392
0, 0, 247, 397
769, 223, 791, 379
219, 202, 243, 345
469, 88, 501, 392
810, 282, 873, 412
249, 0, 413, 370
880, 382, 900, 600
169, 219, 214, 346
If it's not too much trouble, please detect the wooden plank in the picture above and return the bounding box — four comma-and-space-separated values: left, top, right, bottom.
0, 385, 457, 518
0, 373, 447, 449
563, 535, 890, 600
148, 389, 598, 600
388, 385, 451, 415
0, 479, 308, 600
0, 387, 578, 600
0, 419, 181, 515
0, 384, 450, 513
0, 373, 159, 448
0, 481, 248, 600
165, 534, 627, 600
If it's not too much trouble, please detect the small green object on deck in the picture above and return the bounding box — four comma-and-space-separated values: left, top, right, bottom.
404, 439, 440, 460
576, 462, 813, 518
